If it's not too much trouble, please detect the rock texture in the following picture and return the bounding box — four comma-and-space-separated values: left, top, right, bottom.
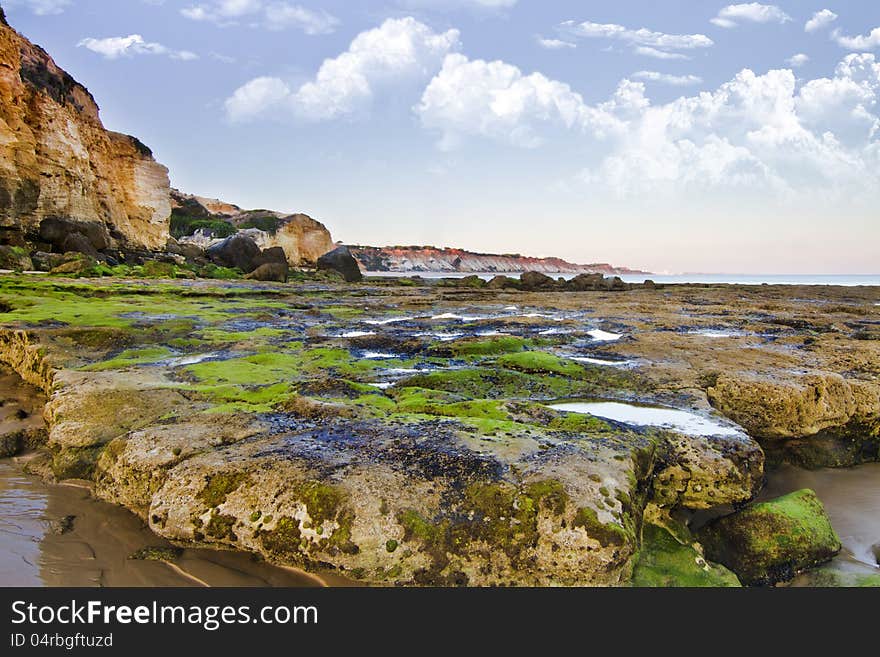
0, 13, 171, 250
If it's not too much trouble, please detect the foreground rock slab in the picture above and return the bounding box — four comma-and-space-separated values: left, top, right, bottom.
0, 275, 876, 585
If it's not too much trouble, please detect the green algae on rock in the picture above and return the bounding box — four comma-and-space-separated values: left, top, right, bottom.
632, 524, 741, 587
698, 489, 842, 586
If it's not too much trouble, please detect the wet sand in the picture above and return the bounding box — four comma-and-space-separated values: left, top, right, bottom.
0, 365, 340, 588
0, 458, 330, 587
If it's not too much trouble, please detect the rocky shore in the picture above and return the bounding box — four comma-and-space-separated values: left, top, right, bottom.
0, 273, 876, 586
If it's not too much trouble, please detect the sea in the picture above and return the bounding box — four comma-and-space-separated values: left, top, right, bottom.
364, 272, 880, 286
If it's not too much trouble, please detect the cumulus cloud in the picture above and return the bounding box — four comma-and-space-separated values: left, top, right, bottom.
415, 53, 632, 149
786, 53, 810, 67
3, 0, 71, 15
536, 37, 576, 50
559, 19, 712, 60
414, 46, 880, 201
77, 34, 198, 61
590, 57, 880, 199
634, 46, 689, 61
225, 17, 460, 122
225, 76, 292, 122
182, 1, 339, 34
398, 0, 517, 9
805, 9, 838, 33
561, 20, 712, 50
710, 3, 791, 29
631, 71, 702, 86
833, 27, 880, 52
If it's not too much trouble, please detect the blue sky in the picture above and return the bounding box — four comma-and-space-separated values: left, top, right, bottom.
4, 0, 879, 273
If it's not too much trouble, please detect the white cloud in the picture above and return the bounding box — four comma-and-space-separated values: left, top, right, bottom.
589, 58, 880, 199
786, 53, 809, 67
413, 47, 880, 202
262, 4, 339, 34
537, 37, 576, 50
632, 71, 702, 86
415, 53, 625, 149
805, 9, 838, 33
833, 27, 880, 52
225, 76, 292, 122
77, 34, 199, 61
399, 0, 517, 9
795, 54, 880, 147
225, 17, 460, 122
635, 46, 689, 61
3, 0, 71, 15
710, 3, 791, 29
561, 20, 713, 50
182, 1, 339, 34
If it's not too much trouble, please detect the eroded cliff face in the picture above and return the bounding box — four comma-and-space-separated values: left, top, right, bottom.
349, 245, 648, 275
0, 12, 171, 251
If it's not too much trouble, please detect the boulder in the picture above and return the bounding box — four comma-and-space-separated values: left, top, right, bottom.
0, 245, 33, 270
60, 232, 99, 257
519, 271, 557, 291
206, 234, 261, 273
456, 275, 487, 289
245, 262, 289, 283
565, 273, 605, 291
486, 275, 520, 289
39, 218, 110, 252
254, 246, 288, 268
605, 276, 627, 291
49, 253, 97, 275
698, 489, 841, 586
317, 246, 362, 283
31, 251, 65, 272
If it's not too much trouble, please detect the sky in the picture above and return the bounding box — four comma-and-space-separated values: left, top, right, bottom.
3, 0, 879, 274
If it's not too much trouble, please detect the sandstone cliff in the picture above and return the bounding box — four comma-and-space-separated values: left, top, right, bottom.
349, 245, 649, 275
0, 10, 171, 251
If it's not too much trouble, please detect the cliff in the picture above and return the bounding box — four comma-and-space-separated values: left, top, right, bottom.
0, 10, 171, 251
349, 245, 648, 275
171, 189, 335, 266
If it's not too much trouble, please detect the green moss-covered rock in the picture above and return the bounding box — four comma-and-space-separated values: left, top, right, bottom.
632, 524, 741, 587
698, 489, 841, 586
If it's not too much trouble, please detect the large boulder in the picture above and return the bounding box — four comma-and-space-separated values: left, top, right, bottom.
31, 251, 65, 272
317, 246, 362, 282
519, 271, 557, 291
698, 489, 841, 585
0, 245, 33, 270
486, 275, 520, 289
253, 246, 287, 268
565, 273, 606, 291
60, 231, 99, 257
245, 262, 289, 283
49, 253, 97, 276
38, 218, 110, 252
206, 234, 261, 273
